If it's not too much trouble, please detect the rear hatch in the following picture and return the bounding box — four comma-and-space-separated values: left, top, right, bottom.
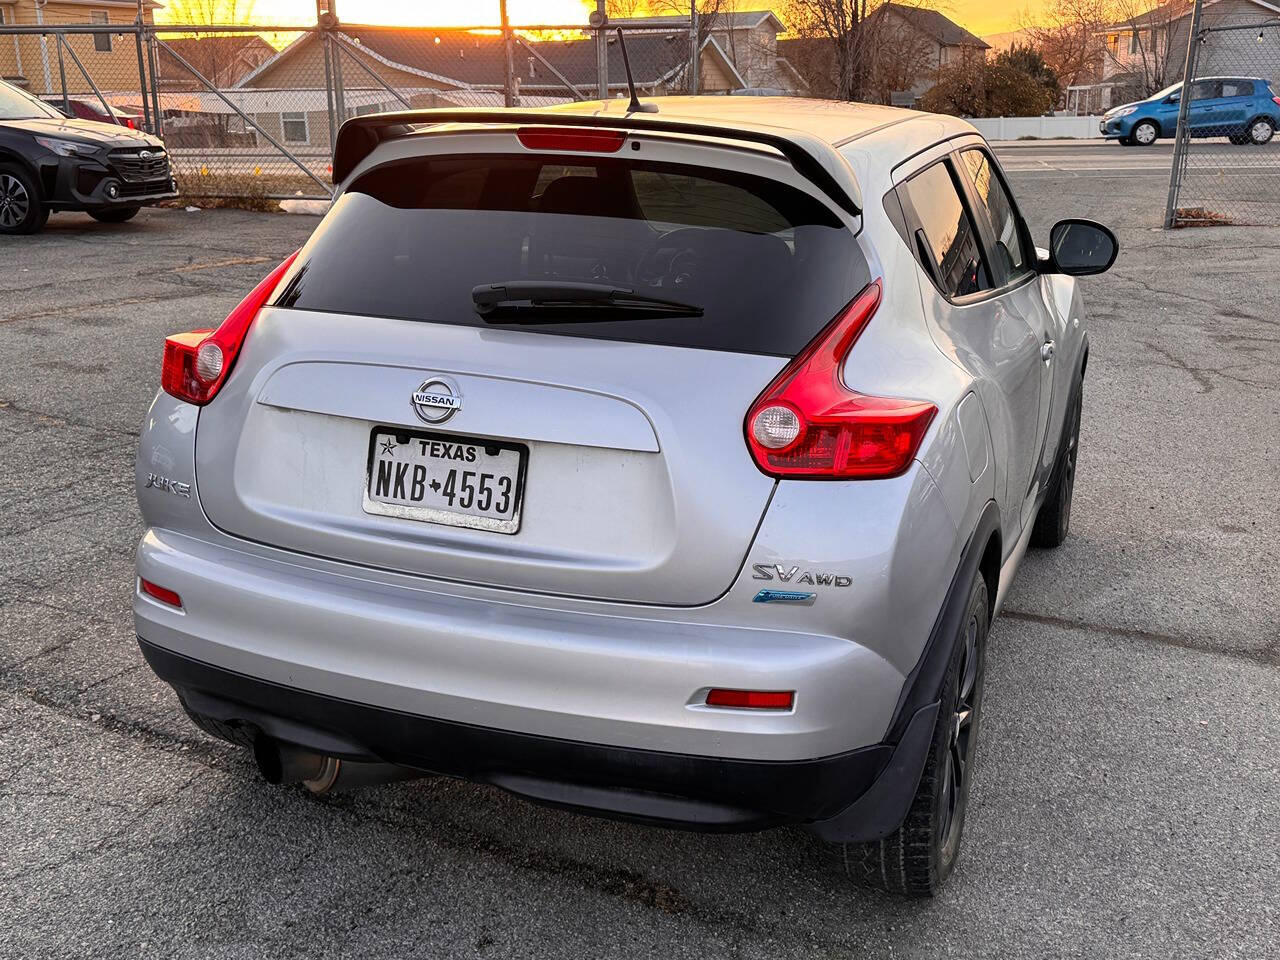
195, 140, 867, 605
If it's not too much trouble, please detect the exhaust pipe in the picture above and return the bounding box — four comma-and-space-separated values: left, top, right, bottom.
253, 734, 426, 794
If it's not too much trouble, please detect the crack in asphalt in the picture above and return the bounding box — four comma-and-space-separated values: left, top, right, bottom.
0, 398, 140, 438
1001, 608, 1280, 667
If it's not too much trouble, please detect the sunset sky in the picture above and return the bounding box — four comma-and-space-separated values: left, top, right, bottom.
162, 1, 1049, 38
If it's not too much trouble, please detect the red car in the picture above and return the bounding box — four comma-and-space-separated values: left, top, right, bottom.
42, 96, 145, 131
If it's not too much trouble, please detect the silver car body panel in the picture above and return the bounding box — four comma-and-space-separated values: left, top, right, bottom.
136, 100, 1088, 767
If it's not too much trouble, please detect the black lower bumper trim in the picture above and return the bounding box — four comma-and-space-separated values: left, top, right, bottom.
140, 638, 911, 834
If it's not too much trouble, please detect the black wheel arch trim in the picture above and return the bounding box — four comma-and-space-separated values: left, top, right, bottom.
883, 498, 1000, 748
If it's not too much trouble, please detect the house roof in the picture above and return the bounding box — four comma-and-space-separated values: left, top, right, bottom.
875, 3, 990, 49
608, 10, 786, 33
241, 26, 737, 93
1102, 0, 1280, 31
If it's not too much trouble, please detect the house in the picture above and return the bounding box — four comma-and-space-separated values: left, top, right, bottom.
0, 0, 159, 95
608, 10, 805, 93
778, 4, 988, 104
864, 4, 989, 102
233, 22, 776, 150
1081, 0, 1277, 110
157, 34, 276, 90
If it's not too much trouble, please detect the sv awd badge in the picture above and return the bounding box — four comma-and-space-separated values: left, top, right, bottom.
752, 564, 852, 588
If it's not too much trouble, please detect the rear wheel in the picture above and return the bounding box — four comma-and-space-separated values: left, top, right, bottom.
1132, 120, 1159, 146
1031, 379, 1082, 548
1247, 118, 1275, 145
0, 164, 47, 235
89, 205, 141, 223
844, 572, 989, 897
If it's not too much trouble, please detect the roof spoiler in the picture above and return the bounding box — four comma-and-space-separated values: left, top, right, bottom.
332, 108, 863, 216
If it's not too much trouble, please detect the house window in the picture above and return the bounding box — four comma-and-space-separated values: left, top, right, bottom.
1128, 32, 1141, 55
281, 111, 308, 143
1106, 33, 1119, 55
91, 11, 112, 52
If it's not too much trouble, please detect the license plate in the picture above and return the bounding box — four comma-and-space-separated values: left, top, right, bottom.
363, 428, 527, 534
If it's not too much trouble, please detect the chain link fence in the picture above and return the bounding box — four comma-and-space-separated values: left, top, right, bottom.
1164, 8, 1280, 226
1, 14, 704, 203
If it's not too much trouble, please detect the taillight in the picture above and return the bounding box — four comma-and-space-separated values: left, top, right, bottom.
516, 127, 626, 152
744, 280, 937, 480
161, 251, 298, 405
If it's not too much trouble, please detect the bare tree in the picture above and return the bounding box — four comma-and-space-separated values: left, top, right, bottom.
781, 0, 883, 101
1023, 0, 1109, 90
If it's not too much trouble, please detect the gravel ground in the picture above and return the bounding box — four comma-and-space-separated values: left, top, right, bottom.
1, 164, 1277, 959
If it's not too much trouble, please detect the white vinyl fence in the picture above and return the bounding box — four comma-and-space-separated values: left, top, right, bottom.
970, 115, 1105, 141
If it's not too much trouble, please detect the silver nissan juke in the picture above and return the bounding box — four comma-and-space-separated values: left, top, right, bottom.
134, 98, 1116, 896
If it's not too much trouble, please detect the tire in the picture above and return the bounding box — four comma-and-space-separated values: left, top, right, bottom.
180, 699, 257, 749
89, 205, 141, 223
1031, 379, 1082, 549
1131, 120, 1159, 146
844, 572, 990, 897
1118, 136, 1134, 147
1246, 118, 1275, 145
0, 163, 48, 235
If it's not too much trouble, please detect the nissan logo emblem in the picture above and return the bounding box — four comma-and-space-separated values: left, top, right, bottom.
411, 377, 462, 424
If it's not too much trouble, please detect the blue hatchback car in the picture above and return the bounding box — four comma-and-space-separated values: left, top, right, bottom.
1100, 76, 1280, 146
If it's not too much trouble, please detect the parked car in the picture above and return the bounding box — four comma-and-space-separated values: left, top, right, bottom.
134, 99, 1116, 896
0, 78, 176, 234
1101, 76, 1280, 145
41, 95, 146, 131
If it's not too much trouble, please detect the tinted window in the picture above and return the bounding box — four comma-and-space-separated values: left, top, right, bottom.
898, 161, 990, 299
274, 154, 866, 357
1190, 80, 1220, 101
1221, 79, 1254, 98
960, 148, 1030, 284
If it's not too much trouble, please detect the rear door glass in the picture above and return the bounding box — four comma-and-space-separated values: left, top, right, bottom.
275, 154, 867, 357
897, 160, 991, 299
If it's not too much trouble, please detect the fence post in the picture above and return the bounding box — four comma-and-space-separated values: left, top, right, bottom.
1163, 0, 1204, 229
146, 30, 164, 138
501, 0, 516, 107
594, 0, 607, 100
54, 29, 69, 113
322, 31, 338, 154
133, 18, 152, 135
689, 2, 699, 95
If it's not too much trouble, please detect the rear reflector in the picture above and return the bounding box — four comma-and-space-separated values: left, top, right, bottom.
139, 579, 182, 608
517, 127, 627, 153
706, 689, 794, 710
161, 251, 298, 406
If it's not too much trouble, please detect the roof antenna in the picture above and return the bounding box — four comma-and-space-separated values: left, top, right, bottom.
615, 27, 658, 113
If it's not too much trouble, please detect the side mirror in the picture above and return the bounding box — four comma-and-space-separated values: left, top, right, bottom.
1044, 218, 1118, 276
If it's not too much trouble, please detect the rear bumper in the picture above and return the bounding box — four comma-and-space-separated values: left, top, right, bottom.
141, 638, 941, 833
134, 528, 907, 762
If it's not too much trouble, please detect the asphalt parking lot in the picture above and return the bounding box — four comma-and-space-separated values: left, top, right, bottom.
2, 162, 1278, 959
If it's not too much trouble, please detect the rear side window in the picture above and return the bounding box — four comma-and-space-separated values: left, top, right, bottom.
1221, 79, 1254, 98
275, 154, 867, 357
897, 161, 990, 299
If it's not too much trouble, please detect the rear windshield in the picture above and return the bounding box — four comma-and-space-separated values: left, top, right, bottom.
274, 153, 867, 356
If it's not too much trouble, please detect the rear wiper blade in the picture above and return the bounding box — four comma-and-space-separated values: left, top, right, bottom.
472, 280, 702, 322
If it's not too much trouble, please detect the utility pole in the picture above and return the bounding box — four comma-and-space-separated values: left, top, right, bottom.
501, 0, 517, 107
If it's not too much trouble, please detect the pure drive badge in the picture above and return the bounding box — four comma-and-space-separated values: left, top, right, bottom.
411, 377, 462, 425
